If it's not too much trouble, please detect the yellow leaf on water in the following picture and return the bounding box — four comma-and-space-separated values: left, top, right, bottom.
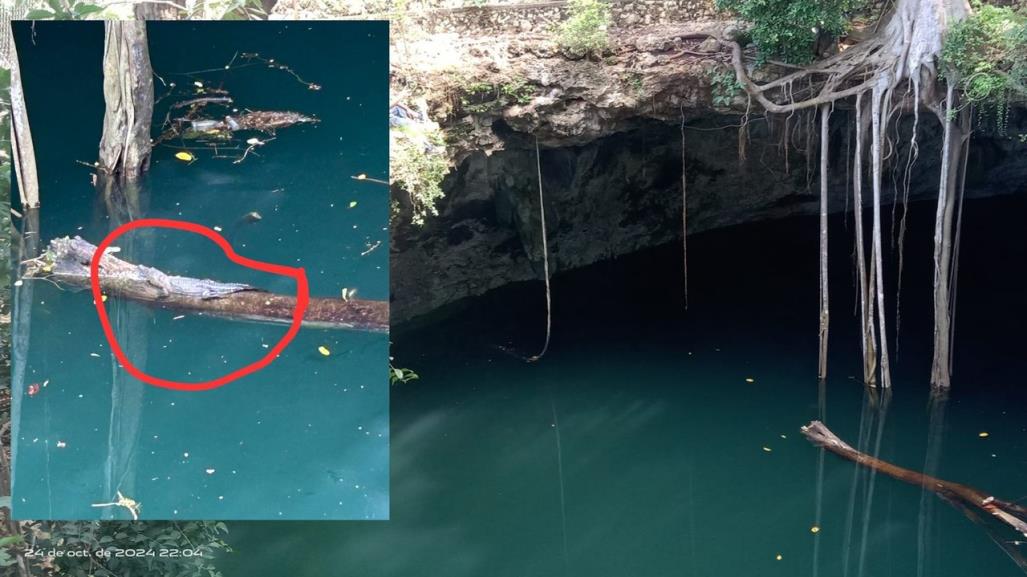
101, 295, 108, 302
979, 432, 990, 438
775, 554, 783, 561
745, 377, 755, 383
349, 201, 358, 208
762, 446, 772, 452
175, 151, 195, 162
318, 346, 331, 356
810, 526, 820, 533
355, 173, 367, 180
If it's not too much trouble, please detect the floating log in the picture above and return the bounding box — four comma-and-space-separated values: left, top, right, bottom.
24, 236, 387, 332
801, 421, 1027, 539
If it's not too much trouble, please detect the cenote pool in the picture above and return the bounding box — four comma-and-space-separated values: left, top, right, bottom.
221, 195, 1024, 575
10, 22, 389, 520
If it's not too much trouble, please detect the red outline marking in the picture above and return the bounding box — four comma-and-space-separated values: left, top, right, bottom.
90, 218, 309, 391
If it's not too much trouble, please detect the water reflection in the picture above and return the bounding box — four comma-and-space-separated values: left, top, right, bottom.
96, 177, 148, 520
917, 388, 948, 577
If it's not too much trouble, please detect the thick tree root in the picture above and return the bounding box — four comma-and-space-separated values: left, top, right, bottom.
801, 420, 1027, 539
23, 236, 387, 332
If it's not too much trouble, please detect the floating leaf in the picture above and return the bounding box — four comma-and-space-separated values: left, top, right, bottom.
762, 446, 772, 452
979, 432, 990, 438
318, 346, 331, 356
355, 173, 367, 180
175, 151, 195, 162
810, 526, 820, 533
745, 377, 755, 383
348, 201, 358, 208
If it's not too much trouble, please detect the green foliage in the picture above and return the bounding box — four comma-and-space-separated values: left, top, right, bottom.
626, 73, 644, 96
459, 77, 534, 114
23, 0, 105, 20
709, 68, 743, 107
716, 0, 864, 64
391, 125, 448, 226
14, 520, 230, 576
942, 3, 1027, 133
389, 364, 420, 385
556, 0, 611, 57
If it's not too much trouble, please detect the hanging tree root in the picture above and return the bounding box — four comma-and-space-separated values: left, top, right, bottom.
22, 237, 387, 332
801, 421, 1027, 540
681, 0, 977, 387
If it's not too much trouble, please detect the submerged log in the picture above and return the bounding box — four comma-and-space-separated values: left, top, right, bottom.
801, 421, 1027, 539
24, 236, 387, 332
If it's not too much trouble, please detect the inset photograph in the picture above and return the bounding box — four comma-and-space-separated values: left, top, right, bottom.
8, 20, 389, 520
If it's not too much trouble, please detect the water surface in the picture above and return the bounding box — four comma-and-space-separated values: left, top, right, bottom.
224, 194, 1025, 574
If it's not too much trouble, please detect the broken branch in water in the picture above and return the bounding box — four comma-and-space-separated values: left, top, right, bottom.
22, 236, 387, 332
801, 420, 1027, 567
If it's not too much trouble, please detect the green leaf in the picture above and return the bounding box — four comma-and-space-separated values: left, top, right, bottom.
73, 3, 105, 16
25, 9, 56, 19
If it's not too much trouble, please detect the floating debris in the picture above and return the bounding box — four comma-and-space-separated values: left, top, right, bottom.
91, 490, 141, 521
205, 468, 216, 475
810, 526, 820, 533
745, 377, 755, 383
318, 346, 331, 357
348, 201, 358, 209
978, 432, 990, 438
213, 225, 223, 232
242, 211, 263, 223
762, 446, 772, 452
350, 174, 388, 185
174, 151, 195, 162
775, 554, 783, 561
27, 383, 40, 397
173, 315, 185, 320
89, 353, 101, 358
361, 240, 382, 256
56, 440, 67, 448
341, 288, 357, 301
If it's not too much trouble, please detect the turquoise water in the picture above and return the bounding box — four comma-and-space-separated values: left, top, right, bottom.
10, 21, 389, 520
221, 196, 1025, 575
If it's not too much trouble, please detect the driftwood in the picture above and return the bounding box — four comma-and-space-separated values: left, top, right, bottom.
24, 236, 387, 332
802, 421, 1027, 542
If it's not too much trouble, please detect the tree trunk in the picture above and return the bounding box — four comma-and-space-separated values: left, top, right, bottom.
852, 95, 877, 386
818, 104, 830, 380
8, 29, 39, 208
930, 86, 968, 389
870, 85, 891, 388
25, 236, 388, 332
98, 21, 154, 180
802, 420, 1027, 541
